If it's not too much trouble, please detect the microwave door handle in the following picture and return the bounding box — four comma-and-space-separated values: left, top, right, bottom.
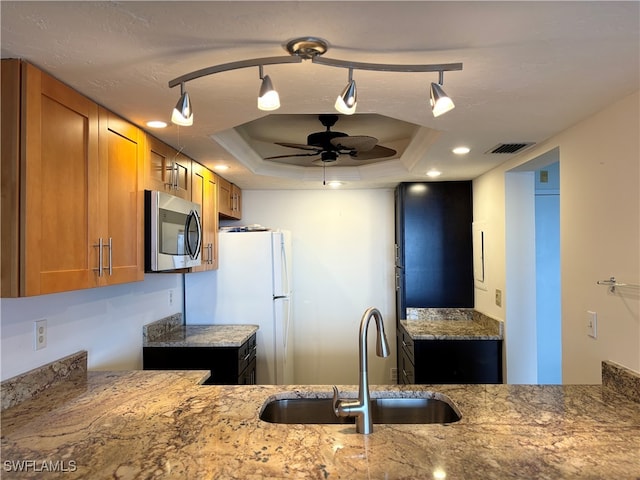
185, 210, 202, 259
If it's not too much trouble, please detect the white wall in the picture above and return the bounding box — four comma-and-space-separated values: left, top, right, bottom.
0, 274, 183, 381
473, 90, 640, 383
223, 189, 397, 386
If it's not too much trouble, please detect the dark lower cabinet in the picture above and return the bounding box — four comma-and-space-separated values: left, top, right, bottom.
397, 327, 502, 384
143, 334, 256, 385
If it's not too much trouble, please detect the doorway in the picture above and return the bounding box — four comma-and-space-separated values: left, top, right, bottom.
505, 148, 562, 384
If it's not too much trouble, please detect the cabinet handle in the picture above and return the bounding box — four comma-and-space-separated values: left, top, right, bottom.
93, 238, 103, 277
208, 243, 213, 265
107, 237, 113, 276
165, 161, 178, 190
395, 273, 400, 291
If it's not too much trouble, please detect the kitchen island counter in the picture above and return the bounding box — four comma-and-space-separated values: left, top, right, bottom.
2, 370, 639, 479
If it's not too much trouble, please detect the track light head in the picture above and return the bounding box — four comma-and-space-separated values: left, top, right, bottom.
258, 66, 280, 111
335, 68, 357, 115
171, 83, 193, 126
430, 72, 455, 117
335, 79, 357, 115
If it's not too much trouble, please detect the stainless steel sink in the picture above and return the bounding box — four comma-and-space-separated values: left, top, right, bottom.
260, 396, 461, 425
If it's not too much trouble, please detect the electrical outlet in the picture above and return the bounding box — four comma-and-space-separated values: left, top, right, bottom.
390, 368, 398, 383
495, 289, 503, 307
168, 289, 175, 307
34, 319, 47, 350
587, 311, 597, 338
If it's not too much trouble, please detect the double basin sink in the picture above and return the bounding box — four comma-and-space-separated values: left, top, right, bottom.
260, 393, 461, 425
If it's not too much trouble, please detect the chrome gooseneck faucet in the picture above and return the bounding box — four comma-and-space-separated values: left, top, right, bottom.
332, 307, 391, 434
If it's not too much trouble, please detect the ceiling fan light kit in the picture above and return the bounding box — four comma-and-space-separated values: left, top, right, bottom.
168, 36, 462, 124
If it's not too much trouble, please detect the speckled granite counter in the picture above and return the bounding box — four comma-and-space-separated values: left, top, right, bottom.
402, 307, 503, 340
2, 369, 639, 479
142, 314, 258, 347
144, 324, 258, 348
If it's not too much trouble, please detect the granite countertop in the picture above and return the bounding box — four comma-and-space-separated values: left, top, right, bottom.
142, 315, 258, 347
144, 324, 258, 348
402, 308, 504, 340
401, 319, 502, 340
2, 370, 639, 479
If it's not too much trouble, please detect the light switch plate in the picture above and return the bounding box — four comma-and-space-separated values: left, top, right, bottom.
495, 289, 502, 307
587, 311, 597, 338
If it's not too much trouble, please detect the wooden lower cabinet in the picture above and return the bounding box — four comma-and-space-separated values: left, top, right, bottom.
143, 334, 257, 385
397, 325, 502, 384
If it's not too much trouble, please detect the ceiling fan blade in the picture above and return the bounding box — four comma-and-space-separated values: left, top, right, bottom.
331, 135, 378, 152
264, 152, 320, 160
274, 142, 320, 152
349, 145, 397, 161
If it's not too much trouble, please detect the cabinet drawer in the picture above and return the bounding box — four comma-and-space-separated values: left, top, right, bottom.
237, 334, 257, 374
399, 346, 415, 384
398, 325, 415, 360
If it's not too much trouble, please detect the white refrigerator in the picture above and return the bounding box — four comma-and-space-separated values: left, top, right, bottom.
184, 230, 293, 385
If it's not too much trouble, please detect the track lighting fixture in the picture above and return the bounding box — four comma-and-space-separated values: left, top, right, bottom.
430, 71, 455, 117
168, 36, 462, 125
335, 68, 357, 115
257, 65, 280, 111
171, 82, 193, 126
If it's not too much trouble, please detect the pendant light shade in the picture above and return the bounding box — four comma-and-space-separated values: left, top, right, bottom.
335, 68, 357, 115
258, 73, 280, 111
171, 84, 193, 126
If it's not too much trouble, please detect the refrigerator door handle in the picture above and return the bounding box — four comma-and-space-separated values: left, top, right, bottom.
280, 237, 290, 295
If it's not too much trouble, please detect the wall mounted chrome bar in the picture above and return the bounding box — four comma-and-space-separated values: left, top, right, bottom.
596, 276, 640, 293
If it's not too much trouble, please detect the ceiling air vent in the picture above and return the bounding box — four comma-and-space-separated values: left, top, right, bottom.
485, 142, 535, 154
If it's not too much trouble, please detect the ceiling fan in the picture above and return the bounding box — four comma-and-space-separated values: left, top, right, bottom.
264, 114, 397, 164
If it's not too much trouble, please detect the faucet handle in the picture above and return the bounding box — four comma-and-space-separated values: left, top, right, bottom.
332, 385, 341, 416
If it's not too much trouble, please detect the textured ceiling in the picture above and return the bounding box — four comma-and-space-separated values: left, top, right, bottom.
1, 1, 638, 189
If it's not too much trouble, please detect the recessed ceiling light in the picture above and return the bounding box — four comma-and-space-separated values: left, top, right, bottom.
326, 181, 343, 188
146, 120, 168, 128
452, 146, 470, 155
426, 169, 442, 178
213, 165, 229, 171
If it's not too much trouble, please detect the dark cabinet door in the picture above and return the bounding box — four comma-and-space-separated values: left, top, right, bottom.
396, 182, 474, 310
412, 340, 503, 384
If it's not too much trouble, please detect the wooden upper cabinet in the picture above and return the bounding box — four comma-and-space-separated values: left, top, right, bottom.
97, 108, 144, 286
2, 60, 100, 296
144, 134, 191, 200
0, 60, 143, 297
191, 162, 219, 272
217, 174, 242, 220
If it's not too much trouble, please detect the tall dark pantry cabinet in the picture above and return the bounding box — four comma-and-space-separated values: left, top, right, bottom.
394, 182, 502, 385
395, 181, 474, 322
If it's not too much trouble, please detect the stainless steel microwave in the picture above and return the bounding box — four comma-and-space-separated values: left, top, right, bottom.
144, 190, 202, 272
